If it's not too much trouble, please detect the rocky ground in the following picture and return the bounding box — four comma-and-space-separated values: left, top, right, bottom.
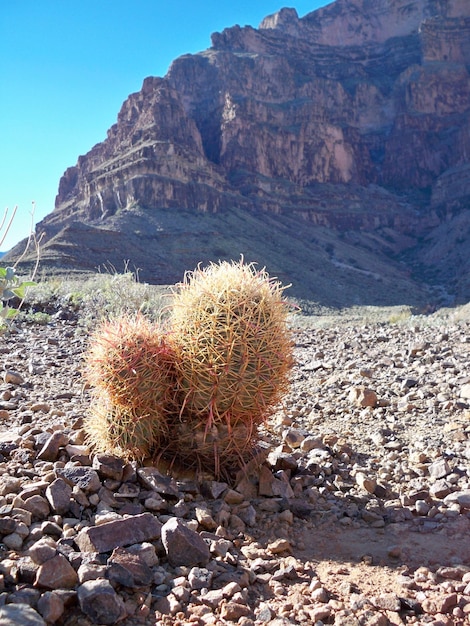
0, 299, 469, 626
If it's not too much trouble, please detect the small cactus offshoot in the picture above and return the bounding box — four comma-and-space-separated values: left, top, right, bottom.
86, 394, 164, 461
84, 314, 175, 413
83, 315, 176, 459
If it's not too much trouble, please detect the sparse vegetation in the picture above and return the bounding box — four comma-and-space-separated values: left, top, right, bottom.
19, 310, 52, 326
21, 270, 171, 329
388, 307, 413, 324
0, 205, 41, 329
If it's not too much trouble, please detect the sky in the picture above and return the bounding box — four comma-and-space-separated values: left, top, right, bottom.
0, 0, 329, 252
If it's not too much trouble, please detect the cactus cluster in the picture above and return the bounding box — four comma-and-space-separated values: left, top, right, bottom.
83, 260, 293, 474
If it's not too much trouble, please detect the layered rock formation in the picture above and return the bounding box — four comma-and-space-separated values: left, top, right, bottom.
6, 0, 470, 306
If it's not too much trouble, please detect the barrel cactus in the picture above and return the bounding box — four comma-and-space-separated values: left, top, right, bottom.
85, 394, 165, 460
83, 315, 176, 459
168, 260, 293, 472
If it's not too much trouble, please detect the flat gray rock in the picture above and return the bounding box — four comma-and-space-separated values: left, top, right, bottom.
161, 517, 210, 567
0, 604, 46, 626
75, 512, 162, 553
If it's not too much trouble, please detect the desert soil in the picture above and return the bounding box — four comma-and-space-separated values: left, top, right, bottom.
0, 300, 469, 625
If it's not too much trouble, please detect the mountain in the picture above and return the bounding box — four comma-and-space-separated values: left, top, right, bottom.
5, 0, 470, 308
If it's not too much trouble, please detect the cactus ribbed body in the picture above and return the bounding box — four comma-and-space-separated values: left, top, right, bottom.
168, 261, 293, 472
83, 315, 176, 460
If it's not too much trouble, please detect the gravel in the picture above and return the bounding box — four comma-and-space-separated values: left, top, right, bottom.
0, 303, 469, 625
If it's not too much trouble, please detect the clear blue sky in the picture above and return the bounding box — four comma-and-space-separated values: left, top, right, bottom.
0, 1, 327, 251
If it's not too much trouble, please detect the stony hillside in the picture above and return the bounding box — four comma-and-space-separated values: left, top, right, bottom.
5, 0, 470, 307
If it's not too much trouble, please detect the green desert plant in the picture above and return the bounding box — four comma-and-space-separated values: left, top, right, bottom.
83, 314, 177, 459
0, 266, 36, 324
167, 259, 294, 473
0, 205, 41, 328
22, 311, 52, 325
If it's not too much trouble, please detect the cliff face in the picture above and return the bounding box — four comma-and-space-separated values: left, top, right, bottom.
7, 0, 470, 307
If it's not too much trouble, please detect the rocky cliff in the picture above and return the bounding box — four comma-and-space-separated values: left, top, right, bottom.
6, 0, 470, 307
